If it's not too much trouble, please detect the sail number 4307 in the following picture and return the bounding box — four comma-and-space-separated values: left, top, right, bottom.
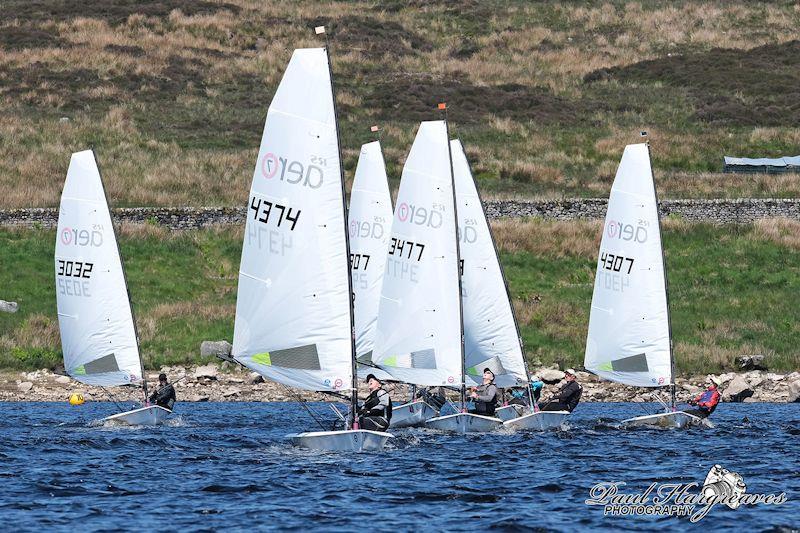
599, 252, 634, 274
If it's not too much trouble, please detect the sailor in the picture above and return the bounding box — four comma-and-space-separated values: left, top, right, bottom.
148, 373, 176, 411
469, 368, 499, 416
509, 375, 545, 406
541, 368, 582, 412
530, 375, 544, 404
358, 374, 392, 431
685, 376, 721, 418
416, 386, 447, 411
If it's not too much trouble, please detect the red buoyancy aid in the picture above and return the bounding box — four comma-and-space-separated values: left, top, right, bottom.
695, 388, 720, 412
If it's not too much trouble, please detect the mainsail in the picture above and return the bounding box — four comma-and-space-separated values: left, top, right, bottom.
232, 48, 353, 392
452, 140, 528, 388
348, 141, 392, 364
55, 150, 143, 387
372, 121, 462, 386
584, 143, 672, 388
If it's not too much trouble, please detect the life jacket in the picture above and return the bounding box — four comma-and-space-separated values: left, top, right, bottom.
364, 388, 392, 421
697, 388, 720, 413
474, 384, 498, 415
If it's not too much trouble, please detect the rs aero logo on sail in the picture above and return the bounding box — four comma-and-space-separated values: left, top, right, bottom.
397, 202, 443, 228
605, 219, 648, 243
60, 227, 103, 247
261, 152, 327, 189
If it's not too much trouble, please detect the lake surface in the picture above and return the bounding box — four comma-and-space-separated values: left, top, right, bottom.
1, 401, 797, 531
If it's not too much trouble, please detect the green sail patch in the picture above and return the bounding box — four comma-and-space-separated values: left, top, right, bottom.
252, 352, 272, 366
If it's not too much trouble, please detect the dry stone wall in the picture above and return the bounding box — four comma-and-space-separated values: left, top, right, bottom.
3, 199, 800, 229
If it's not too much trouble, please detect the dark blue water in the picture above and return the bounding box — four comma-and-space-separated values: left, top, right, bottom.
1, 402, 797, 531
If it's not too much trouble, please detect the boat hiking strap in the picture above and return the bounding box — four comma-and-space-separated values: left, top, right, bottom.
280, 384, 328, 431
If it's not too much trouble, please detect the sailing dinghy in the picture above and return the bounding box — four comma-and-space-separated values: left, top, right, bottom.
56, 150, 170, 426
584, 143, 704, 429
347, 140, 429, 427
232, 45, 392, 452
371, 119, 496, 433
449, 139, 569, 431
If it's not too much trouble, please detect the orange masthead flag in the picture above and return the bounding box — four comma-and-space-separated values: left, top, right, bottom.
437, 103, 447, 110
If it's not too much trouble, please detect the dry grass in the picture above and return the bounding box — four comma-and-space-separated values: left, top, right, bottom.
674, 341, 774, 373
0, 313, 59, 350
491, 219, 601, 259
1, 1, 799, 207
138, 301, 235, 342
750, 218, 800, 251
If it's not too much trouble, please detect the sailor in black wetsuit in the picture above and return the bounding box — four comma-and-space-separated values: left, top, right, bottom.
542, 368, 582, 412
358, 374, 392, 431
148, 373, 176, 411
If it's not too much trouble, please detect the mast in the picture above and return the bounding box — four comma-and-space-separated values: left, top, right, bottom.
322, 30, 360, 428
459, 137, 535, 410
646, 139, 675, 411
92, 148, 148, 404
442, 106, 467, 412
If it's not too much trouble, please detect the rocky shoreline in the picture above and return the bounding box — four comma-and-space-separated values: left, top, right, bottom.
1, 363, 798, 404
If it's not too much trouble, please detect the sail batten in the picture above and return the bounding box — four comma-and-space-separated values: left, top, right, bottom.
56, 150, 142, 387
232, 48, 353, 392
584, 143, 672, 388
452, 139, 529, 388
372, 121, 462, 386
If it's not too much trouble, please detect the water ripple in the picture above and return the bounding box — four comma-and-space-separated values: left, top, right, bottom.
0, 402, 796, 530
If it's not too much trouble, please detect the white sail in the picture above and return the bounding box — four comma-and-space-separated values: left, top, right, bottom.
584, 143, 672, 387
452, 140, 528, 388
348, 141, 392, 364
232, 48, 353, 392
372, 121, 462, 386
55, 150, 142, 387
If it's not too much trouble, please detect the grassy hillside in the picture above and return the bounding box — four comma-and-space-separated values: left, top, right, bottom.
3, 220, 800, 373
1, 1, 799, 207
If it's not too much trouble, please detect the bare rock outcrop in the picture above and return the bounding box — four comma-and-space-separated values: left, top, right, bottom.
788, 380, 800, 403
200, 340, 233, 359
722, 375, 754, 402
736, 354, 767, 371
0, 300, 18, 313
538, 369, 565, 384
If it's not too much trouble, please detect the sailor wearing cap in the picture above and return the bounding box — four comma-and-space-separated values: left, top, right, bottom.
357, 374, 392, 431
541, 368, 582, 412
469, 368, 499, 416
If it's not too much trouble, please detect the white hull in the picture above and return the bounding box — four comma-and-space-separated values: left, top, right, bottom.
621, 411, 707, 429
495, 404, 524, 422
503, 410, 569, 431
288, 430, 393, 452
390, 400, 438, 428
426, 412, 502, 433
103, 405, 172, 426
